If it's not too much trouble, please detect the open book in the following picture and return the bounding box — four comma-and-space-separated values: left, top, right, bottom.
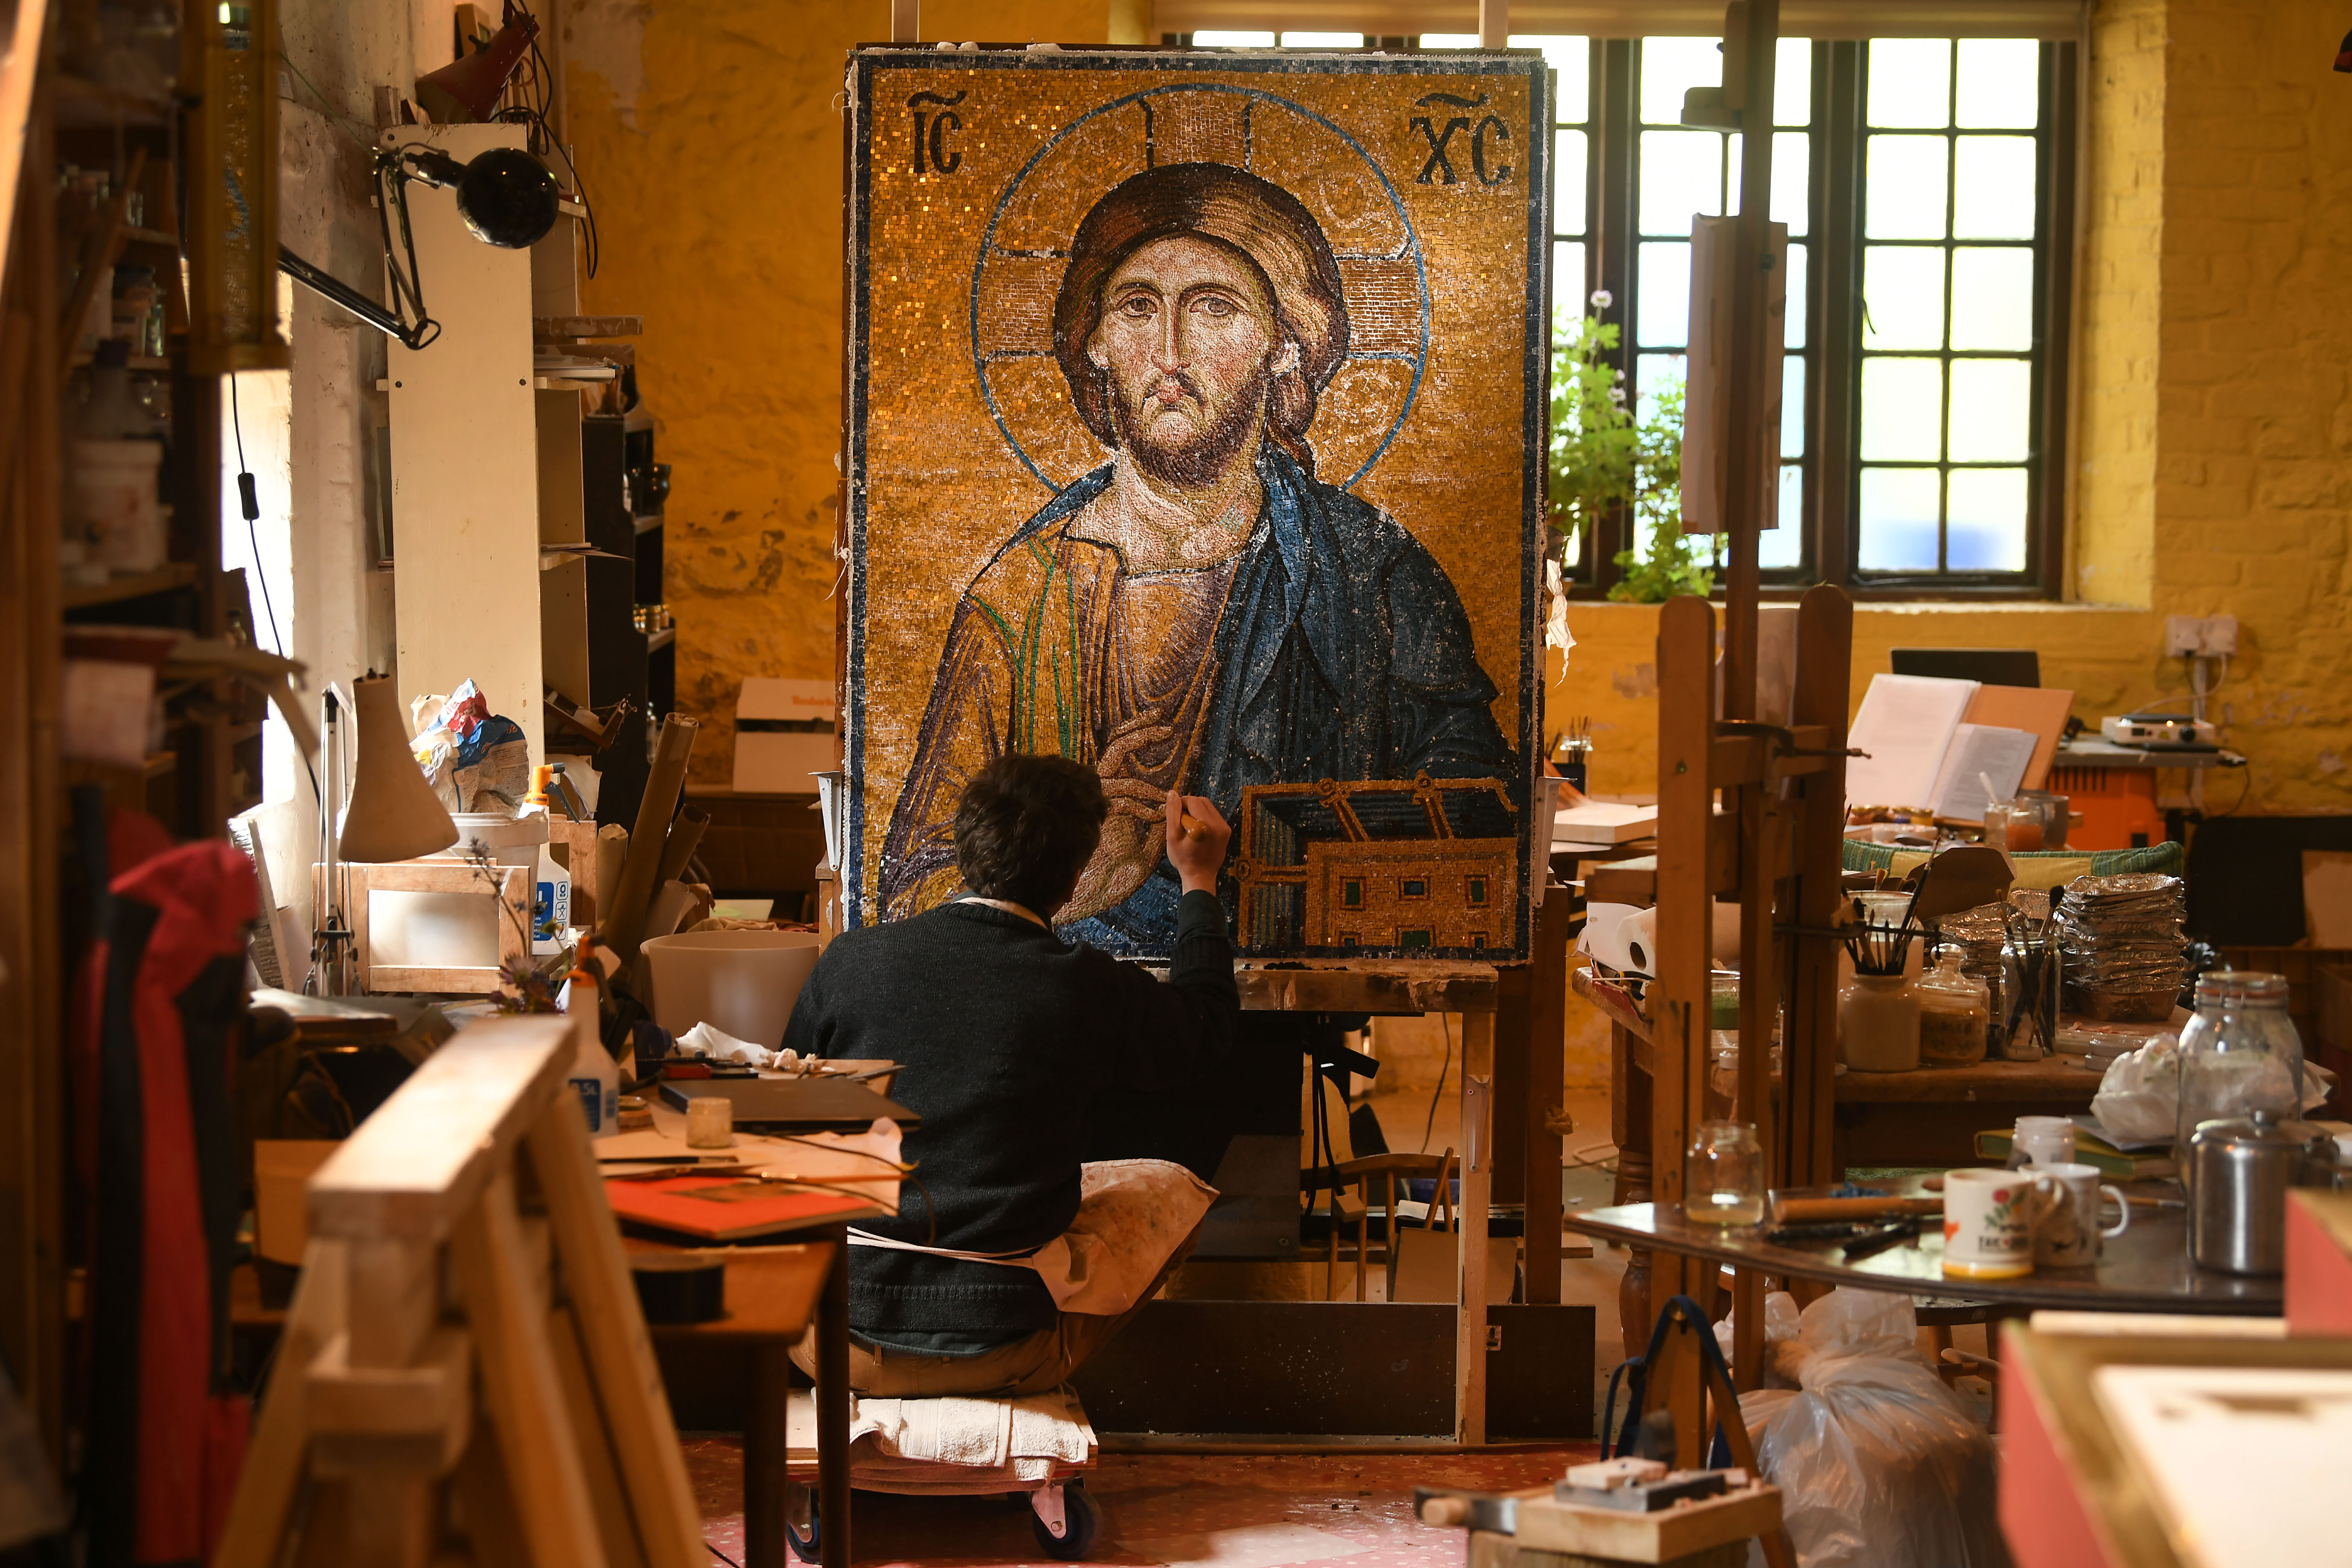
1846, 674, 2065, 820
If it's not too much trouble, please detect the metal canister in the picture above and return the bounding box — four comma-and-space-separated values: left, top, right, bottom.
2184, 1110, 2338, 1275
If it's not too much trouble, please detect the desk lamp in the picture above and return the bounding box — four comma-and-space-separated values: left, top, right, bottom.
309, 673, 459, 995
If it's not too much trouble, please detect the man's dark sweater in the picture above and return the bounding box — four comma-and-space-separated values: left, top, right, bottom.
780, 890, 1238, 1347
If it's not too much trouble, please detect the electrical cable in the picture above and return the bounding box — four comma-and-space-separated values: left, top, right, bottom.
1420, 1014, 1453, 1154
228, 374, 324, 812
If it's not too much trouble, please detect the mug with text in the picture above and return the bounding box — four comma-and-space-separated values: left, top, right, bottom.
1942, 1167, 2044, 1280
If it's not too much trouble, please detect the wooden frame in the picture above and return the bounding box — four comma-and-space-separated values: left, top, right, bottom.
342, 860, 532, 994
216, 1015, 710, 1568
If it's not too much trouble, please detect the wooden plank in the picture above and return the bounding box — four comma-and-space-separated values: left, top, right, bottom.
214, 1237, 350, 1568
1232, 962, 1500, 1015
522, 1092, 708, 1568
1651, 598, 1716, 1309
310, 1016, 572, 1243
1524, 888, 1571, 1305
1456, 1009, 1496, 1446
448, 1165, 612, 1568
1831, 1057, 2104, 1103
547, 1305, 651, 1568
1786, 585, 1854, 1188
1512, 1485, 1783, 1563
534, 315, 643, 339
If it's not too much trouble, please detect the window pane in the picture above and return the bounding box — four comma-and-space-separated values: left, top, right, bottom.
1784, 241, 1807, 347
1862, 246, 1946, 349
1860, 357, 1943, 460
1948, 359, 2031, 461
1770, 130, 1809, 237
1641, 36, 1726, 124
1858, 468, 1942, 570
1552, 240, 1587, 326
1780, 355, 1806, 458
1865, 136, 1949, 239
1775, 37, 1811, 126
1555, 128, 1589, 237
1764, 465, 1805, 565
1637, 241, 1690, 347
1947, 468, 2028, 569
1515, 35, 1591, 122
1636, 350, 1684, 425
1280, 32, 1361, 46
1640, 129, 1725, 233
1953, 137, 2036, 238
1866, 38, 1951, 128
1956, 39, 2039, 129
1949, 248, 2033, 349
1194, 30, 1274, 45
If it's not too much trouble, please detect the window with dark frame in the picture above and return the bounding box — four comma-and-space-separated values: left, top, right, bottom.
1157, 27, 2076, 596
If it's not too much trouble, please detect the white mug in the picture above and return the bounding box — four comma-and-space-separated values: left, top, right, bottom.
2027, 1161, 2129, 1267
2012, 1116, 2076, 1169
1942, 1168, 2042, 1280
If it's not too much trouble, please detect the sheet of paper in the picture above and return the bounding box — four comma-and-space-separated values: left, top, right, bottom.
1928, 724, 2039, 821
2094, 1364, 2352, 1568
1962, 684, 2074, 791
1844, 674, 1980, 810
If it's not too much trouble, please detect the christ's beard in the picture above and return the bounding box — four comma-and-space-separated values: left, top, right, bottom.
1108, 364, 1270, 489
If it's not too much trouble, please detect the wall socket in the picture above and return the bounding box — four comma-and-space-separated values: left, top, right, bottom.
2165, 614, 2238, 657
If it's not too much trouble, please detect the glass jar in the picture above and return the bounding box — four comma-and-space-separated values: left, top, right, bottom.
1686, 1121, 1766, 1227
1841, 973, 1921, 1072
2176, 972, 2304, 1156
1916, 950, 1990, 1066
1984, 800, 2045, 853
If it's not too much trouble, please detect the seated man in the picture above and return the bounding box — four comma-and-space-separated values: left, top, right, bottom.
781, 753, 1237, 1397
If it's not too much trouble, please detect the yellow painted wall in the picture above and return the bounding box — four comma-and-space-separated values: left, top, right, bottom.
565, 0, 2351, 805
561, 1, 1142, 784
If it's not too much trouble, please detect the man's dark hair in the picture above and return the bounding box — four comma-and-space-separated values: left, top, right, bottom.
952, 754, 1110, 918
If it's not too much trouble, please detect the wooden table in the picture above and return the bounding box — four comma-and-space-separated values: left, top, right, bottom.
642, 1239, 847, 1568
1835, 1055, 2106, 1170
1563, 1180, 2282, 1317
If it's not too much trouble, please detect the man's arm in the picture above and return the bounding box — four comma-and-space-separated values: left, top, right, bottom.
1106, 794, 1239, 1084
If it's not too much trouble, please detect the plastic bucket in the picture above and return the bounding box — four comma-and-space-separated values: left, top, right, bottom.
639, 929, 823, 1047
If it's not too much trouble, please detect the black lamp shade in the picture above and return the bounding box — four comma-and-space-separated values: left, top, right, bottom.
454, 149, 561, 249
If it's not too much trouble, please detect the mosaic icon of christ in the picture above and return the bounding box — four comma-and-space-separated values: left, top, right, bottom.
880, 161, 1518, 949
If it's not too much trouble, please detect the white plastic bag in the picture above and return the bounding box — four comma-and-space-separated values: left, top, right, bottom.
2093, 1032, 2333, 1146
1713, 1288, 1802, 1387
1737, 1290, 2006, 1568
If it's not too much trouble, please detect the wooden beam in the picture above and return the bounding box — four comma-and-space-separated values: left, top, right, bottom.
1651, 597, 1716, 1309
1455, 1009, 1497, 1445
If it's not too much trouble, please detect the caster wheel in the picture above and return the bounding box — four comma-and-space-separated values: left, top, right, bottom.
786, 1495, 821, 1565
1031, 1480, 1104, 1561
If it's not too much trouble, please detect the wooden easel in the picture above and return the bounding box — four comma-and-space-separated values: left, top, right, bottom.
1641, 0, 1853, 1419
214, 1015, 709, 1568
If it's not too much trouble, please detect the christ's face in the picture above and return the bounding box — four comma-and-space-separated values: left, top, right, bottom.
1087, 235, 1298, 489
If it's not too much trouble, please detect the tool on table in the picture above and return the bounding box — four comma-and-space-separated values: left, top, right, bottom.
1838, 1218, 1923, 1261
1769, 1192, 1942, 1225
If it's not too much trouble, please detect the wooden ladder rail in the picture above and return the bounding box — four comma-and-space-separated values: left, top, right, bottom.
214, 1015, 709, 1568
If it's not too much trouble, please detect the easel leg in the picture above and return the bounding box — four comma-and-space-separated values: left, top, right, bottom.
213, 1237, 348, 1568
816, 1232, 852, 1568
1456, 1010, 1496, 1447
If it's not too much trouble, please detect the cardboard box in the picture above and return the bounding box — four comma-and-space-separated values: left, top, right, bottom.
254, 1140, 340, 1265
731, 678, 836, 794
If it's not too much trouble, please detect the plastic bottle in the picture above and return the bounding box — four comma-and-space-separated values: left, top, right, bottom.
1916, 949, 1991, 1066
525, 765, 570, 956
566, 968, 618, 1139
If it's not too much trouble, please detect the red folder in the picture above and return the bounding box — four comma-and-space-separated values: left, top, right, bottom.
604, 1174, 882, 1242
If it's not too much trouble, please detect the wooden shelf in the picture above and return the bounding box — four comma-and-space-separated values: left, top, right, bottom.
646, 627, 675, 654
633, 511, 663, 535
66, 351, 171, 371
63, 561, 199, 609
54, 75, 172, 130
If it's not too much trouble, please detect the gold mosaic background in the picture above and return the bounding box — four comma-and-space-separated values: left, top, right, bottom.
849, 54, 1543, 923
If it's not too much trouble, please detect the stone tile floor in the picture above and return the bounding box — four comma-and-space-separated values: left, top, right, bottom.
687, 1439, 1602, 1567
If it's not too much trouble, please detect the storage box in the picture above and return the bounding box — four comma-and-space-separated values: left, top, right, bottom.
254, 1140, 340, 1265
731, 678, 837, 794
